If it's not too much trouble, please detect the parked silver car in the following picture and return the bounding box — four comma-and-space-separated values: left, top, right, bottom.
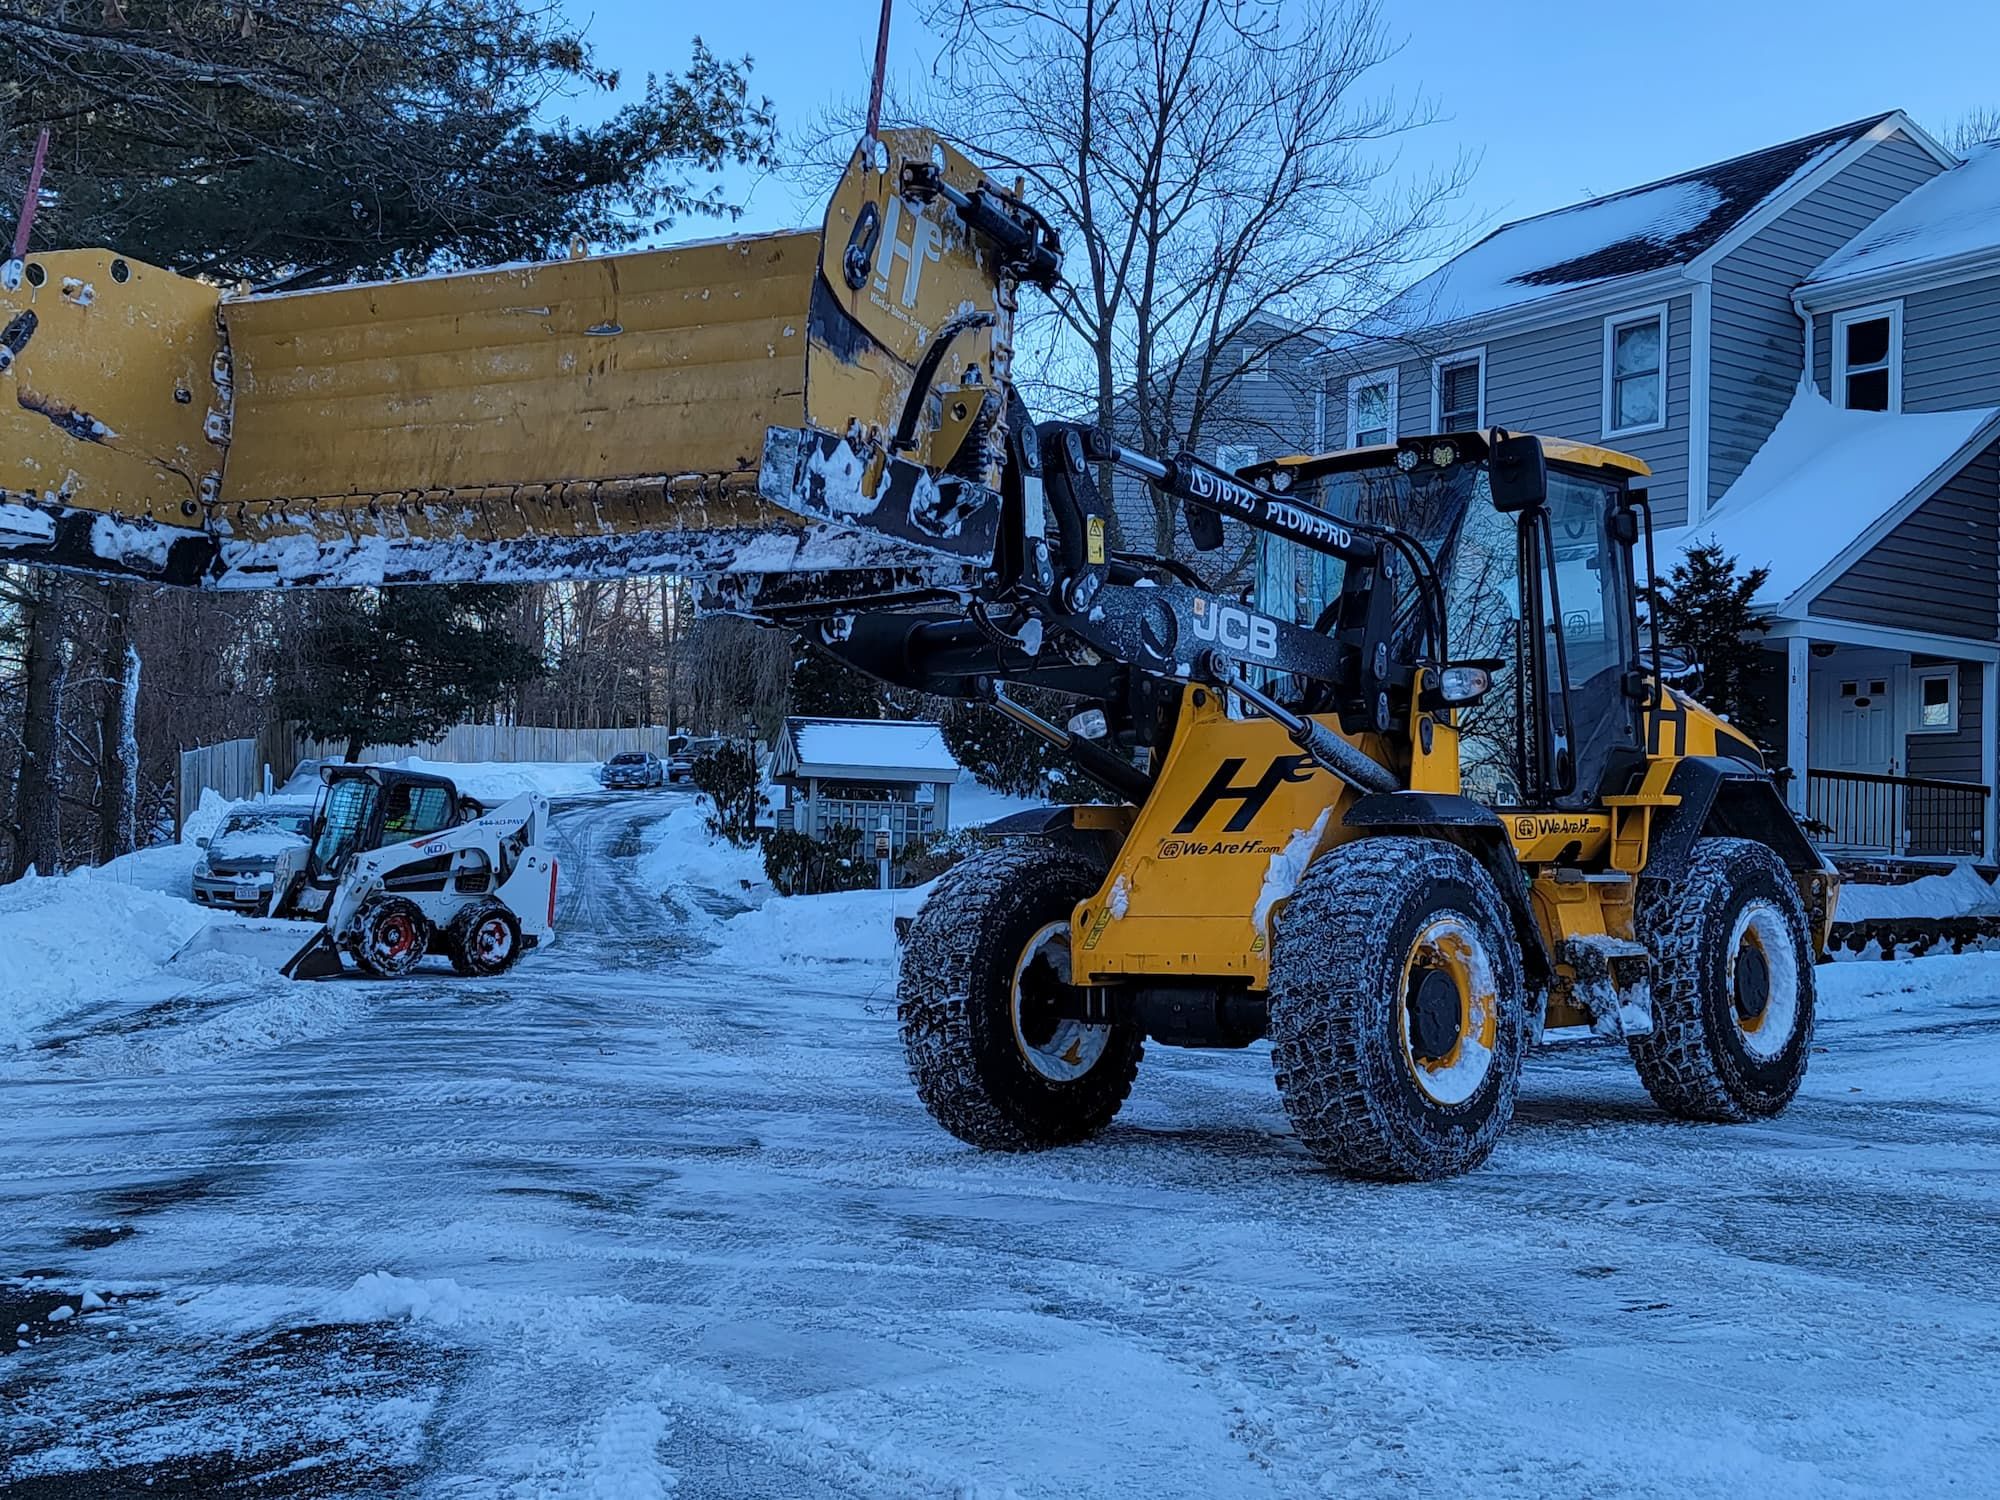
192, 801, 315, 912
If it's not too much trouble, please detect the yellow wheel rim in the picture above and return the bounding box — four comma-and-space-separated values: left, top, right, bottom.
1397, 916, 1499, 1106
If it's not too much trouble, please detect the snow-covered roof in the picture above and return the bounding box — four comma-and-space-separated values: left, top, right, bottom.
1803, 141, 2000, 294
1672, 386, 2000, 606
1352, 114, 1895, 340
776, 718, 959, 780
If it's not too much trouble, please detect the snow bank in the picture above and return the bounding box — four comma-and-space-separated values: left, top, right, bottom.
1817, 950, 2000, 1021
0, 873, 215, 1046
637, 803, 765, 901
1838, 866, 2000, 922
710, 885, 932, 969
382, 757, 607, 801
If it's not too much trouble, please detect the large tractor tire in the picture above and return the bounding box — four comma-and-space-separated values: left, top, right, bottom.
898, 840, 1143, 1151
1630, 837, 1814, 1121
350, 895, 432, 979
1270, 837, 1528, 1181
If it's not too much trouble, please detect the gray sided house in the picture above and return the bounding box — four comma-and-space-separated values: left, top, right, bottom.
1283, 111, 2000, 863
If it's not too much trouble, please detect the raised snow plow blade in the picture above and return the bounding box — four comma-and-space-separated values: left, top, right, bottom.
0, 129, 1053, 591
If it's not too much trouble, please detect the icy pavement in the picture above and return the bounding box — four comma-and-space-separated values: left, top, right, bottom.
4, 793, 2000, 1497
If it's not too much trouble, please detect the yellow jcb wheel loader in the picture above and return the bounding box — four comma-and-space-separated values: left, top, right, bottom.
2, 128, 1835, 1180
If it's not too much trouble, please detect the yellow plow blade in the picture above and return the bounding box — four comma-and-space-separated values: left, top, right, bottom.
0, 129, 1023, 590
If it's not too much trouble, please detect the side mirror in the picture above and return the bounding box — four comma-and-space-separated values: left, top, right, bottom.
1488, 431, 1547, 513
196, 836, 210, 850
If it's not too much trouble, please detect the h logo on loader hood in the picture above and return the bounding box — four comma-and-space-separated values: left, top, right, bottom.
1174, 754, 1318, 834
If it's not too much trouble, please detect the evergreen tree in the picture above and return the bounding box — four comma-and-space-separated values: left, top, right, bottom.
1650, 542, 1773, 738
273, 585, 543, 760
786, 642, 882, 721
3, 3, 776, 287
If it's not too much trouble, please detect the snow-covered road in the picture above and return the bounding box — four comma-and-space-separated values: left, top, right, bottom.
5, 791, 2000, 1497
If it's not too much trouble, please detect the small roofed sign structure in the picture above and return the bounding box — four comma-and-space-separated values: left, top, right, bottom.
770, 717, 961, 854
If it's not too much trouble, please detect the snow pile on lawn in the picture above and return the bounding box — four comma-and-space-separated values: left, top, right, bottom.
381, 757, 607, 801
0, 873, 216, 1047
1838, 866, 2000, 922
711, 884, 933, 968
636, 802, 765, 905
951, 770, 1046, 828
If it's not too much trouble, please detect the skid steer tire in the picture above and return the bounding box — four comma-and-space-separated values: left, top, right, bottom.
898, 840, 1142, 1152
351, 896, 432, 980
1270, 837, 1528, 1182
1630, 837, 1814, 1122
447, 901, 523, 978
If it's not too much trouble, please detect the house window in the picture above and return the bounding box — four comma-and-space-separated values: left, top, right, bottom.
1240, 349, 1271, 383
1348, 368, 1398, 447
1433, 350, 1484, 433
1602, 307, 1667, 436
1913, 668, 1957, 733
1215, 443, 1258, 474
1833, 302, 1903, 413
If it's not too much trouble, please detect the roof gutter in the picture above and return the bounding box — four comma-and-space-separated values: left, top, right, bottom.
1796, 241, 2000, 312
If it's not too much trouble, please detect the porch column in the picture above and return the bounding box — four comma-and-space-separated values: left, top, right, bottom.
1985, 660, 1998, 861
1786, 636, 1810, 814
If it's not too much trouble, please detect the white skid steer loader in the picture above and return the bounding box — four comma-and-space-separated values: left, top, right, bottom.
184, 765, 557, 981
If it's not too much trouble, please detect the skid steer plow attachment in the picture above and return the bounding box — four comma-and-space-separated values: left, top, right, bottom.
0, 130, 1046, 591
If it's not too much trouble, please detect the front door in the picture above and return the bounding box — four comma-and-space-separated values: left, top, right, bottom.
1809, 651, 1902, 850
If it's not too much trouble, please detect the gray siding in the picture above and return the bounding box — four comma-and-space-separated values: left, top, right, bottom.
1810, 439, 1999, 638
1325, 302, 1693, 520
1711, 132, 1943, 505
1487, 297, 1693, 524
1904, 658, 1987, 784
1813, 273, 2000, 410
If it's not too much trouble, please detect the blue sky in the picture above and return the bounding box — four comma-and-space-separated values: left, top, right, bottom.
563, 0, 1993, 258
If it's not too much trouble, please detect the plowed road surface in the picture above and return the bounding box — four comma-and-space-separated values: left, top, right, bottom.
5, 792, 1999, 1497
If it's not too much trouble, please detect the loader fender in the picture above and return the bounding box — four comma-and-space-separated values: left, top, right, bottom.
1646, 758, 1831, 884
1340, 793, 1551, 990
980, 805, 1133, 865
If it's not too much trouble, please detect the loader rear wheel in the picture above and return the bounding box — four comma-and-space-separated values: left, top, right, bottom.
1270, 837, 1527, 1181
352, 896, 431, 980
1630, 837, 1814, 1121
448, 901, 522, 977
898, 840, 1143, 1151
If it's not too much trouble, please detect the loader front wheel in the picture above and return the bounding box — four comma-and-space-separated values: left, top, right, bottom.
352, 896, 432, 980
1630, 837, 1814, 1121
898, 841, 1142, 1151
448, 901, 522, 977
1270, 837, 1527, 1181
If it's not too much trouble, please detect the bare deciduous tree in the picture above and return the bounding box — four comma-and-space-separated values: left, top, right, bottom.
835, 0, 1463, 556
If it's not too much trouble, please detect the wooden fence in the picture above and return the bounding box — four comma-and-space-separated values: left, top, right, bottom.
178, 723, 681, 829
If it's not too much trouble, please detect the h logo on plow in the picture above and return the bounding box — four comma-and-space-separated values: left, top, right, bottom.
1174, 755, 1318, 834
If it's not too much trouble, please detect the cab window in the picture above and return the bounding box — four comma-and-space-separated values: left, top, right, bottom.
382, 784, 455, 842
312, 779, 377, 872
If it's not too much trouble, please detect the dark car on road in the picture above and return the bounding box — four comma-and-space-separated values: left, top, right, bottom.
601, 751, 667, 790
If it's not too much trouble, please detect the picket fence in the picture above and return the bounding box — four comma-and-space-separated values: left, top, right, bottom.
178, 723, 682, 828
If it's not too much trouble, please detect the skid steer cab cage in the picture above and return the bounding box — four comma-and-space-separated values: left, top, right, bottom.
0, 129, 1056, 591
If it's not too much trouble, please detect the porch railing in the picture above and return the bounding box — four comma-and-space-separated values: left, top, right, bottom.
1805, 769, 1989, 858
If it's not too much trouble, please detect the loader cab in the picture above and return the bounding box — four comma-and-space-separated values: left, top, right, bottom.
304, 766, 466, 886
1252, 432, 1651, 812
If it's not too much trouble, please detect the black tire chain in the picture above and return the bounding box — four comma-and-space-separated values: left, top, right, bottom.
1269, 836, 1528, 1180
897, 839, 1143, 1150
1629, 836, 1815, 1121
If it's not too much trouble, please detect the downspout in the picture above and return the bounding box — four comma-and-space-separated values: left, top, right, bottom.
1793, 288, 1817, 401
